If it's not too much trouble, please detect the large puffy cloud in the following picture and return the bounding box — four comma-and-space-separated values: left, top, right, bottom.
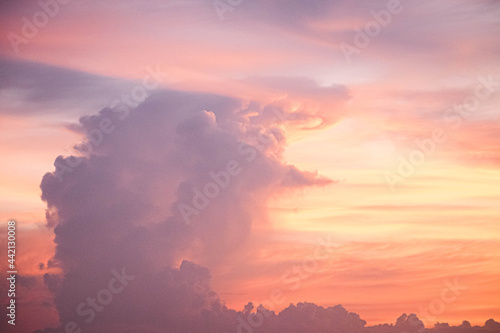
32, 83, 500, 333
35, 88, 500, 332
37, 89, 333, 332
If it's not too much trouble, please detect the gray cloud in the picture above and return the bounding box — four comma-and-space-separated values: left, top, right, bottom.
38, 89, 333, 332
36, 88, 499, 332
0, 57, 134, 116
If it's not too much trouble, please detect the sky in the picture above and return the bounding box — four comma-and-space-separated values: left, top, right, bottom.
0, 0, 500, 332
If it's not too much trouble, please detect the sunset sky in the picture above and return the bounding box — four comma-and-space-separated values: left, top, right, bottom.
1, 1, 500, 332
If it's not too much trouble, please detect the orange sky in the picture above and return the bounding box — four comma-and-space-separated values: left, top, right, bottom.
1, 0, 499, 331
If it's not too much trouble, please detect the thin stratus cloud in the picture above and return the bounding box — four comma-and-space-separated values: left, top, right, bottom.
0, 0, 499, 332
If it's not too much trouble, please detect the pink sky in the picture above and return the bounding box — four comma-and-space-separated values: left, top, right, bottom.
1, 1, 500, 332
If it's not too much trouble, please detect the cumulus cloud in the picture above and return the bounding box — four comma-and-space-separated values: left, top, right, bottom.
37, 89, 334, 332
240, 76, 350, 129
35, 89, 500, 332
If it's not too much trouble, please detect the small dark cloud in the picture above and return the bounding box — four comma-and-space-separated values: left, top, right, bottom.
0, 57, 135, 116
